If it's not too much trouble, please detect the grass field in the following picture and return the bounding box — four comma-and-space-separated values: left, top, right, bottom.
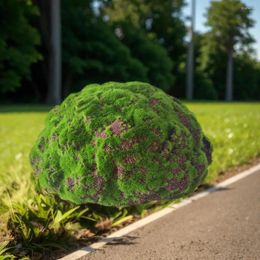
1, 103, 260, 205
0, 102, 260, 257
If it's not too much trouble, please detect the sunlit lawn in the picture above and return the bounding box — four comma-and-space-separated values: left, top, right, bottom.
1, 103, 260, 208
187, 102, 260, 181
0, 106, 49, 210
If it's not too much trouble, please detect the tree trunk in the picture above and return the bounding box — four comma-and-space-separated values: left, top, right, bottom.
46, 0, 62, 105
225, 48, 233, 101
186, 0, 196, 100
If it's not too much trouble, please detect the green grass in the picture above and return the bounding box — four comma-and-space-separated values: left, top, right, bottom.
0, 108, 48, 208
187, 102, 260, 182
0, 102, 260, 257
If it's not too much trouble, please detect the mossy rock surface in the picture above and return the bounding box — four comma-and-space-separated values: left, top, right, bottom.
30, 82, 212, 206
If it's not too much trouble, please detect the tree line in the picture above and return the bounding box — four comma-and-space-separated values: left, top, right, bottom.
0, 0, 260, 103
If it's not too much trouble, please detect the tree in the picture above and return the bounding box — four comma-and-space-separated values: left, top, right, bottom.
199, 33, 226, 99
186, 0, 196, 100
31, 0, 147, 99
233, 53, 260, 100
205, 0, 254, 101
32, 0, 62, 103
47, 0, 62, 105
101, 0, 186, 95
109, 22, 174, 91
61, 0, 148, 95
0, 0, 41, 94
193, 33, 217, 100
144, 0, 187, 96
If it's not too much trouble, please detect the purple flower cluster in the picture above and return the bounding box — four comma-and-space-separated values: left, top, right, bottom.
104, 144, 112, 153
178, 112, 190, 128
194, 163, 205, 176
165, 175, 188, 192
67, 177, 75, 191
120, 140, 133, 150
149, 98, 160, 107
165, 179, 179, 191
149, 141, 160, 152
92, 175, 104, 190
119, 135, 145, 151
96, 130, 107, 138
31, 157, 40, 166
115, 165, 124, 178
177, 155, 186, 165
124, 156, 136, 164
110, 119, 126, 136
172, 168, 181, 175
178, 175, 188, 191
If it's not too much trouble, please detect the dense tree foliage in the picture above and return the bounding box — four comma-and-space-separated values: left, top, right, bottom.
0, 0, 41, 94
191, 32, 216, 100
234, 54, 260, 100
108, 22, 174, 91
102, 0, 186, 94
0, 0, 259, 102
62, 0, 148, 95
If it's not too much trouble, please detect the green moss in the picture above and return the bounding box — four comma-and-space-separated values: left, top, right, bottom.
30, 82, 212, 206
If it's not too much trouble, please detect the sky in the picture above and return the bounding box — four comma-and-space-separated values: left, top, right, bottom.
183, 0, 260, 60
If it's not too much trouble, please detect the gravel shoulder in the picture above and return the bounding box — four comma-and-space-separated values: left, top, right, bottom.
82, 169, 260, 260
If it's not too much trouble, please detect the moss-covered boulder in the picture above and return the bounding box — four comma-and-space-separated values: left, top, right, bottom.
30, 82, 212, 206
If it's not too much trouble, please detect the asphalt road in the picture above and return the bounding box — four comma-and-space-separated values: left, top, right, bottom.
83, 170, 260, 260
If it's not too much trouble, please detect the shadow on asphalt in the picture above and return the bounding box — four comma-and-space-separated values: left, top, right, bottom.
213, 186, 231, 192
106, 235, 139, 246
196, 184, 231, 193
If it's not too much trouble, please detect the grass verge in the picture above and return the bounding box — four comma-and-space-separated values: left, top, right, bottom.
0, 103, 260, 258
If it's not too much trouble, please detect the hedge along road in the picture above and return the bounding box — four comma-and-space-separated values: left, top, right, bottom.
79, 167, 260, 260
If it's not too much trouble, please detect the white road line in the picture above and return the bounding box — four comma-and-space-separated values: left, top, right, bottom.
59, 163, 260, 260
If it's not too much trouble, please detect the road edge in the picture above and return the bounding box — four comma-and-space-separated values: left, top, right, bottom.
59, 163, 260, 260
